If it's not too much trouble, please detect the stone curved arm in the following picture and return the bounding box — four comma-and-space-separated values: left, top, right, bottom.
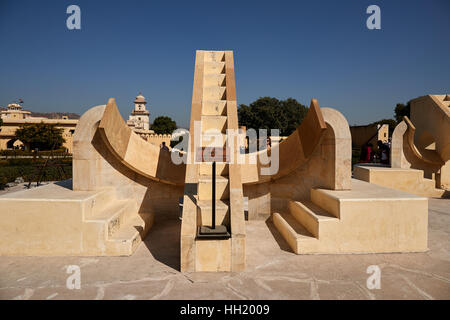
241, 98, 328, 184
97, 98, 186, 186
403, 115, 444, 166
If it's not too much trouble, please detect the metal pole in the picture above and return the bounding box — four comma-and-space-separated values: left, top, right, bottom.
212, 161, 216, 229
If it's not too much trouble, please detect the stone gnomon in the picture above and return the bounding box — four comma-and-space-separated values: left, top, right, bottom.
0, 51, 428, 272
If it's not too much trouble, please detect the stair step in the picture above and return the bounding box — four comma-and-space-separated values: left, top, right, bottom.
204, 61, 225, 74
310, 189, 341, 218
199, 162, 229, 175
197, 199, 230, 226
202, 133, 227, 148
198, 175, 229, 200
202, 100, 227, 116
86, 200, 134, 238
201, 115, 227, 133
106, 213, 154, 256
84, 188, 116, 219
204, 73, 226, 87
197, 199, 229, 210
272, 212, 317, 254
423, 177, 436, 189
198, 175, 229, 182
203, 86, 226, 100
289, 200, 337, 238
203, 51, 225, 62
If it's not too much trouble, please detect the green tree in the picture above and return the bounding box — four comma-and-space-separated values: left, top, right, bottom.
15, 122, 65, 151
394, 101, 411, 123
238, 97, 308, 136
151, 116, 177, 134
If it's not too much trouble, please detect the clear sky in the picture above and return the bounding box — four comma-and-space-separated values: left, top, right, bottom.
0, 0, 449, 128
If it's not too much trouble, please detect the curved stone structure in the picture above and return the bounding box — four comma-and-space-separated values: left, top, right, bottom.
97, 98, 185, 186
403, 116, 444, 167
390, 95, 450, 190
0, 49, 429, 263
243, 106, 352, 219
411, 95, 450, 162
355, 94, 449, 196
241, 98, 328, 185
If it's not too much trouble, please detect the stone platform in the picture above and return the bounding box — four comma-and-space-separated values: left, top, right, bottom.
273, 179, 428, 254
0, 180, 153, 256
0, 178, 428, 257
354, 164, 448, 198
0, 197, 448, 300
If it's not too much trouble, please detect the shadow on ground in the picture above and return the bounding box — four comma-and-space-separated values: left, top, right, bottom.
265, 217, 293, 253
141, 218, 181, 271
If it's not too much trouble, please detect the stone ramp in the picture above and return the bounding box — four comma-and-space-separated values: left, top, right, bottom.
273, 179, 428, 254
0, 180, 153, 256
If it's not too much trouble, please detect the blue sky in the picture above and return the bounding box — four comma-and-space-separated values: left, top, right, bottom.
0, 0, 449, 128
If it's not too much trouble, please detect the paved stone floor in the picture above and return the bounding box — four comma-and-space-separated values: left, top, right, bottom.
0, 198, 449, 300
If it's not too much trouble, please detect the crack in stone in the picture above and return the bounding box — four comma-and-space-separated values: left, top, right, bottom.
385, 264, 450, 284
310, 278, 320, 300
399, 274, 434, 300
353, 281, 376, 300
150, 279, 175, 300
226, 283, 249, 300
12, 288, 34, 300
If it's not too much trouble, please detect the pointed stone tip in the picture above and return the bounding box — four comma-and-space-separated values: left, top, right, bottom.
310, 98, 320, 108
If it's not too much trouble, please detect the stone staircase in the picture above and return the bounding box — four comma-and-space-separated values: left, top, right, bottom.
0, 181, 154, 256
273, 192, 338, 254
81, 188, 154, 256
181, 50, 245, 272
197, 51, 231, 228
273, 179, 429, 254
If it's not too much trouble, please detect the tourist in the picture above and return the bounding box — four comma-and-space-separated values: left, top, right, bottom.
266, 137, 271, 149
378, 140, 390, 165
161, 141, 169, 151
367, 143, 373, 162
360, 143, 372, 163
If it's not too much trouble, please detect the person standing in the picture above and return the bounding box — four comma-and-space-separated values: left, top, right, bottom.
161, 141, 169, 151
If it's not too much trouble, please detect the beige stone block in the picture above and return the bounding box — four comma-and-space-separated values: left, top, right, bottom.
231, 236, 245, 272
353, 165, 446, 198
199, 163, 229, 176
202, 100, 227, 116
202, 86, 226, 100
197, 200, 229, 226
198, 176, 229, 200
203, 51, 225, 62
201, 132, 227, 148
201, 115, 227, 133
204, 61, 225, 74
204, 74, 226, 87
195, 239, 231, 272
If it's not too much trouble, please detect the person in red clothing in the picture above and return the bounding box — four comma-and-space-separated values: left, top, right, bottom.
366, 143, 373, 162
359, 143, 373, 163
